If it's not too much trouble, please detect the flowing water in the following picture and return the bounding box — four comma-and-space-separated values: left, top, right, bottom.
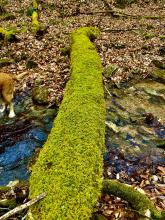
0, 95, 57, 185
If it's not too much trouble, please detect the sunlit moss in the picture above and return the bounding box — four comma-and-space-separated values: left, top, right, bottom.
32, 0, 38, 10
28, 27, 105, 220
0, 27, 16, 41
31, 11, 40, 34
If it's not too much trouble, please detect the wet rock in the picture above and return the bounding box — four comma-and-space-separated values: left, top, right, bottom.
0, 140, 40, 170
0, 163, 29, 186
26, 128, 47, 143
32, 86, 49, 105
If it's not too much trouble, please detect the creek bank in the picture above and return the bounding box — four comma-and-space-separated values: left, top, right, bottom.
96, 74, 165, 219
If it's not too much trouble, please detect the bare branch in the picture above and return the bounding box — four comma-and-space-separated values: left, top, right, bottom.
0, 192, 46, 220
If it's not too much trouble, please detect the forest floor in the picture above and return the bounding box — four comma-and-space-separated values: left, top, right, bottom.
0, 0, 165, 219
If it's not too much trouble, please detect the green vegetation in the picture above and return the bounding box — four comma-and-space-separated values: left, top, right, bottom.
32, 85, 49, 105
144, 32, 156, 39
103, 180, 165, 220
0, 58, 15, 67
159, 35, 165, 40
31, 11, 40, 34
151, 69, 165, 81
115, 0, 137, 8
0, 27, 17, 41
28, 27, 105, 220
1, 12, 16, 20
32, 0, 38, 10
30, 0, 46, 36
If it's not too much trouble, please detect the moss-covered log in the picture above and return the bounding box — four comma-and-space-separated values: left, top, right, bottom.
28, 27, 105, 220
0, 27, 16, 41
103, 179, 165, 220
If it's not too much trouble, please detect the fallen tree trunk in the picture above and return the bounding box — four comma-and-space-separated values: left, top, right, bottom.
103, 180, 165, 220
28, 27, 105, 220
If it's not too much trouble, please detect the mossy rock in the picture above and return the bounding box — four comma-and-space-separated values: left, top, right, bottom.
115, 0, 137, 8
103, 65, 118, 78
32, 86, 49, 105
26, 60, 38, 69
144, 32, 155, 39
92, 214, 107, 220
151, 69, 165, 81
60, 45, 71, 56
28, 27, 105, 220
0, 5, 6, 15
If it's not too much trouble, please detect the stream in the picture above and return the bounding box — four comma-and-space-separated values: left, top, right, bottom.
0, 94, 57, 186
104, 76, 165, 182
0, 76, 164, 186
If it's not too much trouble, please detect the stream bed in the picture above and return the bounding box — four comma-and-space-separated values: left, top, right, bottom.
0, 76, 164, 188
0, 95, 57, 186
104, 77, 165, 182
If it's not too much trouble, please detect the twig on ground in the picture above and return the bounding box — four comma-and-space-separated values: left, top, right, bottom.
0, 192, 46, 220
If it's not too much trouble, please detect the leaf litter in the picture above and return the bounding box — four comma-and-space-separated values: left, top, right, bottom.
0, 0, 165, 219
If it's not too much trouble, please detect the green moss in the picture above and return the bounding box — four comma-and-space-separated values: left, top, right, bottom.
0, 198, 17, 209
159, 35, 165, 40
1, 12, 16, 20
103, 65, 119, 78
144, 32, 155, 39
60, 45, 71, 56
32, 0, 38, 10
0, 186, 10, 191
32, 86, 49, 105
103, 180, 164, 220
0, 27, 17, 41
144, 15, 164, 20
28, 27, 105, 220
31, 11, 40, 34
0, 58, 15, 67
151, 69, 165, 81
27, 7, 34, 16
